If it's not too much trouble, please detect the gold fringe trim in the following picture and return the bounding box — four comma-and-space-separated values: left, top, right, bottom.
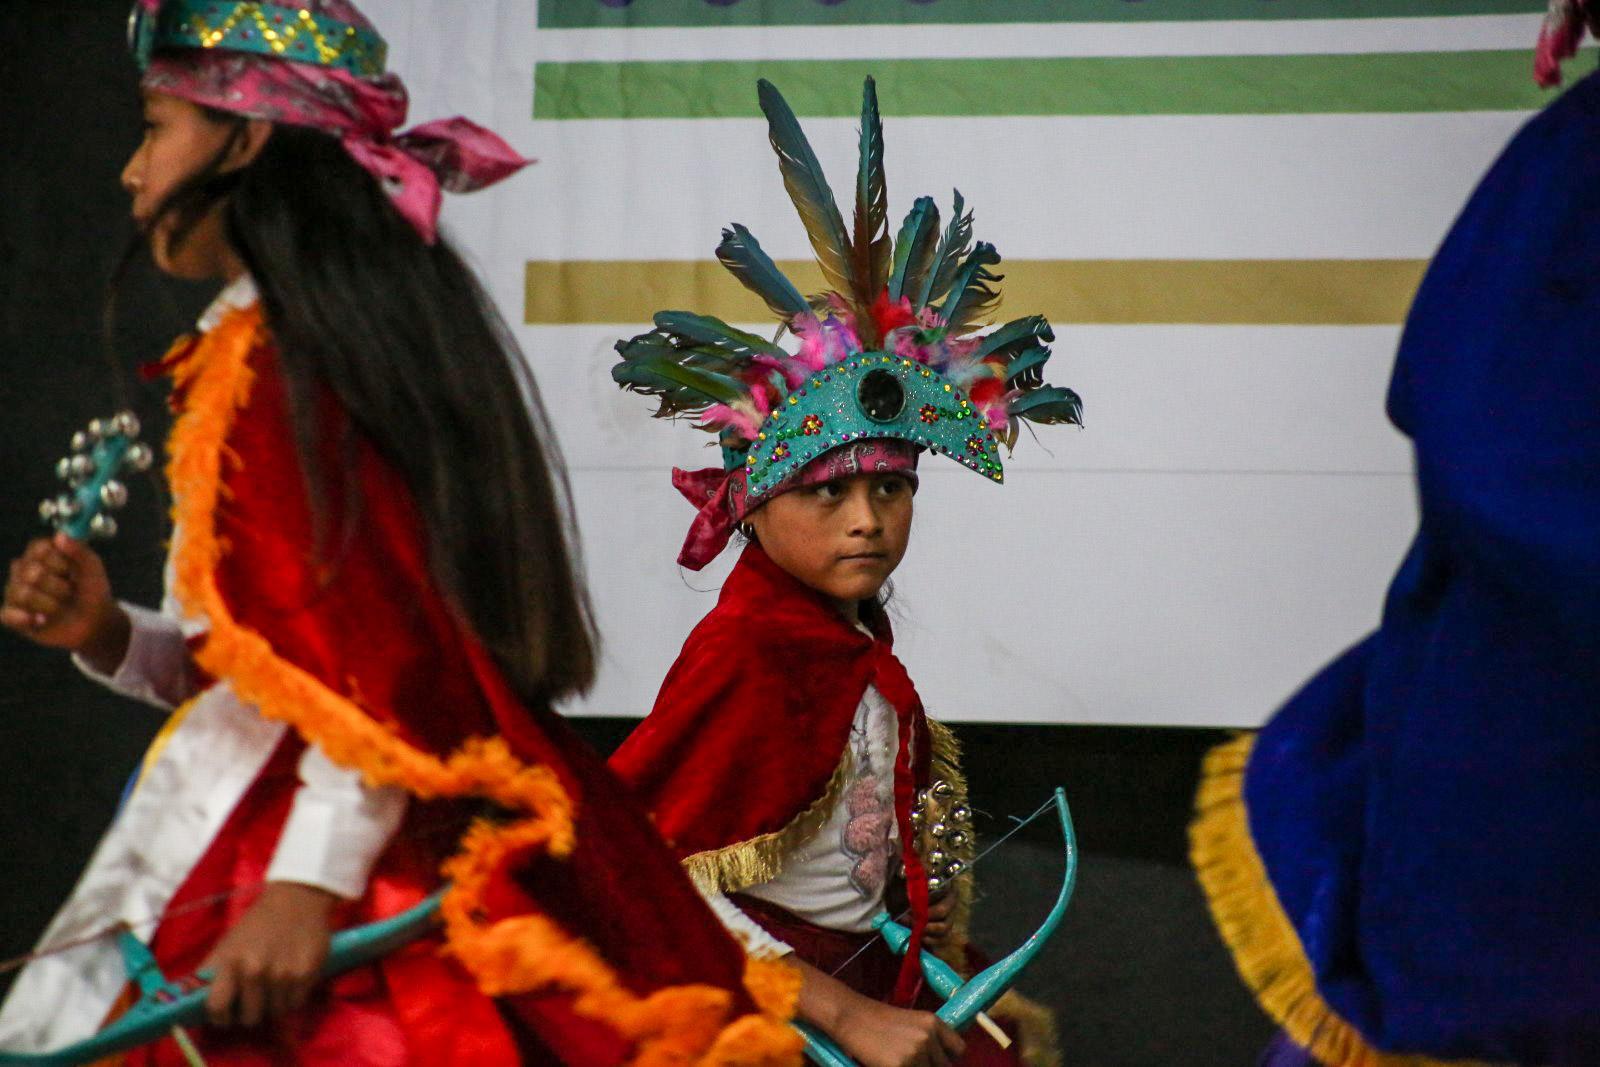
684, 749, 854, 895
926, 718, 975, 962
166, 305, 801, 1066
1190, 734, 1506, 1067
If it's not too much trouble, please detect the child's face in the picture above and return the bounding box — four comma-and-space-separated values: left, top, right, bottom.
121, 92, 247, 279
747, 471, 914, 612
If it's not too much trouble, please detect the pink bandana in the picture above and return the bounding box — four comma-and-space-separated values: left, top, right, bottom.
139, 0, 528, 243
1536, 0, 1600, 87
672, 439, 920, 571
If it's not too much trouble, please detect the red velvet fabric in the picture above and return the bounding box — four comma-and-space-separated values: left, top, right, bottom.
135, 338, 757, 1064
609, 544, 934, 1003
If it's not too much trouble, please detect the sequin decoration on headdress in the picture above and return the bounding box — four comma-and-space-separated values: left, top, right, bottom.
612, 78, 1083, 570
127, 0, 530, 243
1536, 0, 1600, 86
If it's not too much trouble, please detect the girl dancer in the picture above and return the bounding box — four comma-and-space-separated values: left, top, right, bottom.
0, 3, 797, 1064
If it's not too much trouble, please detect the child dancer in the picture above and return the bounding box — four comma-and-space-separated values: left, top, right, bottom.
0, 3, 796, 1064
609, 79, 1078, 1067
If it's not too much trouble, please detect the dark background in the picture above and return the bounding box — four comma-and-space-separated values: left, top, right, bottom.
0, 3, 1273, 1062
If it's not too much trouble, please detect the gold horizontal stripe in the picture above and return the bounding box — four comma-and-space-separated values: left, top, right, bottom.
524, 258, 1427, 327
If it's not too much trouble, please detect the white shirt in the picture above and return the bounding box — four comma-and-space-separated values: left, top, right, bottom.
740, 684, 903, 934
694, 678, 905, 962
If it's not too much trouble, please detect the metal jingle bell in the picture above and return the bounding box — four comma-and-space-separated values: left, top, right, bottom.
69, 455, 96, 479
930, 780, 956, 800
926, 849, 948, 869
942, 859, 966, 879
124, 442, 154, 472
86, 418, 109, 439
929, 821, 950, 839
55, 457, 73, 481
111, 411, 141, 438
88, 513, 118, 540
70, 431, 90, 453
99, 481, 128, 510
38, 499, 59, 523
949, 802, 972, 824
926, 875, 945, 896
946, 830, 972, 850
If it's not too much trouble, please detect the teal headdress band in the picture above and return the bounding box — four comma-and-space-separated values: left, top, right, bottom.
128, 1, 387, 77
744, 354, 1003, 491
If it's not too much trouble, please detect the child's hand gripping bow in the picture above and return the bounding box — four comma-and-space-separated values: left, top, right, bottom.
797, 788, 1077, 1067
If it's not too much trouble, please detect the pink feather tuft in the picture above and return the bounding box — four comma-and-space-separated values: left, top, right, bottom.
892, 330, 925, 363
700, 403, 759, 441
699, 381, 778, 442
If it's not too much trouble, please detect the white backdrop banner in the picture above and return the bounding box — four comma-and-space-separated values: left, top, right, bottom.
362, 0, 1547, 726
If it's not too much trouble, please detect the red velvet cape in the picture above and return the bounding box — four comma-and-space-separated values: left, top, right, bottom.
610, 544, 934, 1003
136, 326, 766, 1065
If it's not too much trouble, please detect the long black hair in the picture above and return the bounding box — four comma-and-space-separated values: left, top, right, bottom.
119, 112, 597, 706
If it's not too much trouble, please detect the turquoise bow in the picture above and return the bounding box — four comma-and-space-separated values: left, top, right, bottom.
796, 787, 1077, 1067
0, 892, 445, 1067
1, 787, 1071, 1065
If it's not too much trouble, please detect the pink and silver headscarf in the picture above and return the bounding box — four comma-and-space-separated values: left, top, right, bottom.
672, 439, 920, 571
134, 0, 528, 243
1536, 0, 1600, 87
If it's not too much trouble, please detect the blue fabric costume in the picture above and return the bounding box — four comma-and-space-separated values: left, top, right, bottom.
1193, 67, 1600, 1067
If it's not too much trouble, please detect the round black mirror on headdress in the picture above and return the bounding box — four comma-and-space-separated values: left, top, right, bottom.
857, 368, 906, 423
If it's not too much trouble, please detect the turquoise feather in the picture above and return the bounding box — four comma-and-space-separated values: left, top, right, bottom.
654, 311, 788, 362
976, 315, 1056, 388
757, 79, 857, 308
918, 189, 973, 309
1002, 346, 1053, 389
613, 330, 749, 418
715, 224, 810, 320
975, 315, 1053, 359
937, 242, 1003, 334
1008, 386, 1084, 425
852, 77, 891, 342
888, 196, 940, 305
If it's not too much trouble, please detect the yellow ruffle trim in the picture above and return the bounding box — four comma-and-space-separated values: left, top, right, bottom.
1190, 733, 1503, 1067
165, 305, 801, 1066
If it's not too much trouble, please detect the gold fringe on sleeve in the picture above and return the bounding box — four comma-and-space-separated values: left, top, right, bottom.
684, 750, 854, 895
1190, 733, 1502, 1067
166, 305, 800, 1066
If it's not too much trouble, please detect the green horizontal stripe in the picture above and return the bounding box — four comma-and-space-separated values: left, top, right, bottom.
535, 51, 1547, 119
525, 258, 1430, 326
538, 0, 1542, 30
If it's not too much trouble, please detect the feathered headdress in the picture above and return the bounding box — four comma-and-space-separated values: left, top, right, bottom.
614, 78, 1082, 568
